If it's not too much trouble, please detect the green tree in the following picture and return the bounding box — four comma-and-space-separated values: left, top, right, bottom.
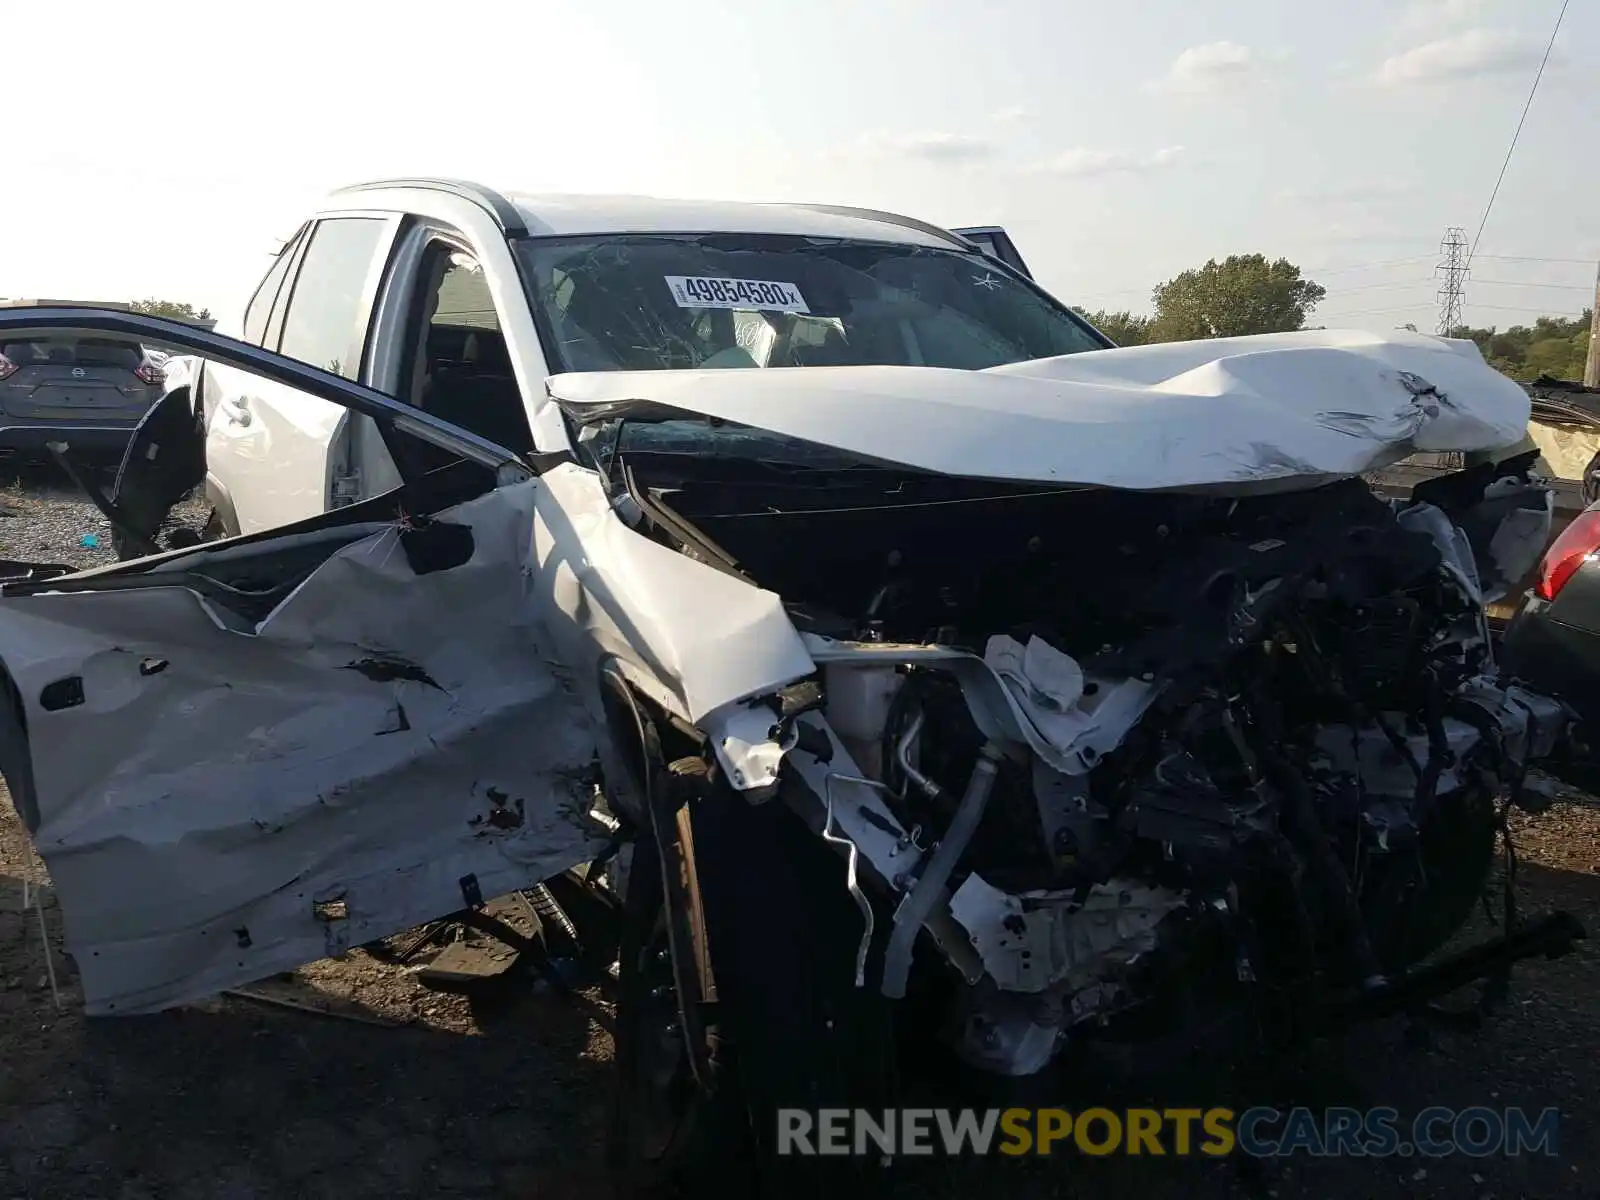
1448, 309, 1590, 382
1148, 254, 1326, 340
129, 298, 213, 322
1072, 308, 1152, 346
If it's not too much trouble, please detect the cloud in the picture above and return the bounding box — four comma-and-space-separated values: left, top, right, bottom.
1032, 146, 1186, 177
897, 133, 996, 161
850, 132, 997, 163
1308, 219, 1420, 246
1393, 0, 1490, 38
1376, 28, 1561, 85
1147, 41, 1274, 93
992, 105, 1031, 123
1275, 181, 1415, 206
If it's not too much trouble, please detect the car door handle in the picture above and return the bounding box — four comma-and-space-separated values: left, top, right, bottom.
223, 396, 253, 427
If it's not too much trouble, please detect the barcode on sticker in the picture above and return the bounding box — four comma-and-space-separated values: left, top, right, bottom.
665, 276, 809, 312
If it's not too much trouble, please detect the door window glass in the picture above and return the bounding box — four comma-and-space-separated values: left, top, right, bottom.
277, 217, 386, 379
241, 230, 303, 346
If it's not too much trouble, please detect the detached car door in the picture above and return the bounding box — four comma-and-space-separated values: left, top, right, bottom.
0, 308, 600, 1016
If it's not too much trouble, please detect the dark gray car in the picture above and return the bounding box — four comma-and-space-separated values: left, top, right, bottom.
0, 335, 166, 462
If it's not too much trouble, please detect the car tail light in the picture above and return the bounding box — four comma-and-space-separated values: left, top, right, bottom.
1535, 509, 1600, 601
134, 359, 165, 385
0, 353, 15, 381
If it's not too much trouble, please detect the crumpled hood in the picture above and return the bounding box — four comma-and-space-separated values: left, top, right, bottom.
547, 329, 1532, 493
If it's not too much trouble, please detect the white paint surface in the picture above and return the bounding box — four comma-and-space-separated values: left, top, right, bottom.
551, 329, 1532, 493
0, 482, 601, 1014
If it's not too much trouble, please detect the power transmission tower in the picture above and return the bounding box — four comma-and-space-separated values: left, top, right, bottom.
1435, 227, 1469, 335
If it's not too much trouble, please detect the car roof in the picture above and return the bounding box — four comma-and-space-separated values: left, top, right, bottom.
326, 178, 968, 249
504, 194, 956, 246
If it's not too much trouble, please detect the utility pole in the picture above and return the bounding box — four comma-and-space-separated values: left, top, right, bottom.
1585, 260, 1599, 387
1435, 227, 1469, 336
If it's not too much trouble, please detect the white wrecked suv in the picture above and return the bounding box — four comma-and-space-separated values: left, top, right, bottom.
0, 180, 1587, 1193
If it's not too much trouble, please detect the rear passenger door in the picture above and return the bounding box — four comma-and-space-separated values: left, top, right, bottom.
205, 215, 399, 534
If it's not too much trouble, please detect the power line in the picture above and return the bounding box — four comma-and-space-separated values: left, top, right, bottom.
1328, 278, 1435, 294
1470, 279, 1594, 290
1467, 0, 1571, 263
1318, 304, 1438, 320
1306, 254, 1438, 276
1473, 253, 1595, 265
1071, 286, 1155, 301
1073, 254, 1443, 301
1467, 302, 1591, 314
1072, 246, 1593, 308
1320, 299, 1592, 322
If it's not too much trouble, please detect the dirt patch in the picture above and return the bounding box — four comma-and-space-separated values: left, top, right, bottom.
0, 789, 616, 1199
3, 783, 1597, 1199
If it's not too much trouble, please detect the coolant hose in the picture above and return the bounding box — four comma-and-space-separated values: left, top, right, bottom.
880, 740, 1005, 1000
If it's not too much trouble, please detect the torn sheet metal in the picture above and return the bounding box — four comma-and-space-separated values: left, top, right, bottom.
548, 329, 1531, 494
984, 635, 1085, 719
1480, 479, 1554, 603
701, 698, 799, 793
947, 873, 1184, 995
982, 634, 1159, 772
1398, 501, 1485, 606
531, 463, 817, 736
1457, 678, 1570, 768
803, 636, 1155, 775
0, 481, 603, 1015
1312, 721, 1483, 805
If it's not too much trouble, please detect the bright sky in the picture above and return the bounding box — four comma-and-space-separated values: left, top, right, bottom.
4, 0, 1594, 335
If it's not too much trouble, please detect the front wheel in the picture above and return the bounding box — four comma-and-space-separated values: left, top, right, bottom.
609, 794, 748, 1196
607, 749, 895, 1198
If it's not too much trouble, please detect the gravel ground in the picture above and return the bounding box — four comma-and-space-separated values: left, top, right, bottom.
0, 461, 210, 572
1, 479, 1598, 1199
0, 465, 122, 572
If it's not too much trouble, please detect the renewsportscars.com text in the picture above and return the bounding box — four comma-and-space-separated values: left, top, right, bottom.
776, 1106, 1561, 1159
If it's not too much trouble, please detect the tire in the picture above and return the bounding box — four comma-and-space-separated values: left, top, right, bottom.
1362, 786, 1500, 972
690, 783, 897, 1193
606, 712, 894, 1198
609, 750, 761, 1197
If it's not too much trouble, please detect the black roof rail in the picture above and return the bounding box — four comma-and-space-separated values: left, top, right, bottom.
784, 203, 977, 252
330, 178, 527, 238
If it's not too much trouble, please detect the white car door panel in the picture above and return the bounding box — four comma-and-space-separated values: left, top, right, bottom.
206, 213, 399, 533
204, 360, 349, 533
0, 308, 592, 1017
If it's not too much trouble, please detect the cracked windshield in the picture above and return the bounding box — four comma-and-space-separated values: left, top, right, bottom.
519, 233, 1107, 463
518, 234, 1104, 373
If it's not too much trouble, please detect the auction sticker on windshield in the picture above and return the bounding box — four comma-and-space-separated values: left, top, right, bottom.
665, 276, 810, 313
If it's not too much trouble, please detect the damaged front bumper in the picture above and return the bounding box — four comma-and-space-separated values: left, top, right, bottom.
697, 625, 1585, 1075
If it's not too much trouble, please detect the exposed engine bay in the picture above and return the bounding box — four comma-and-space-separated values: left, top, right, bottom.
611, 440, 1573, 1076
